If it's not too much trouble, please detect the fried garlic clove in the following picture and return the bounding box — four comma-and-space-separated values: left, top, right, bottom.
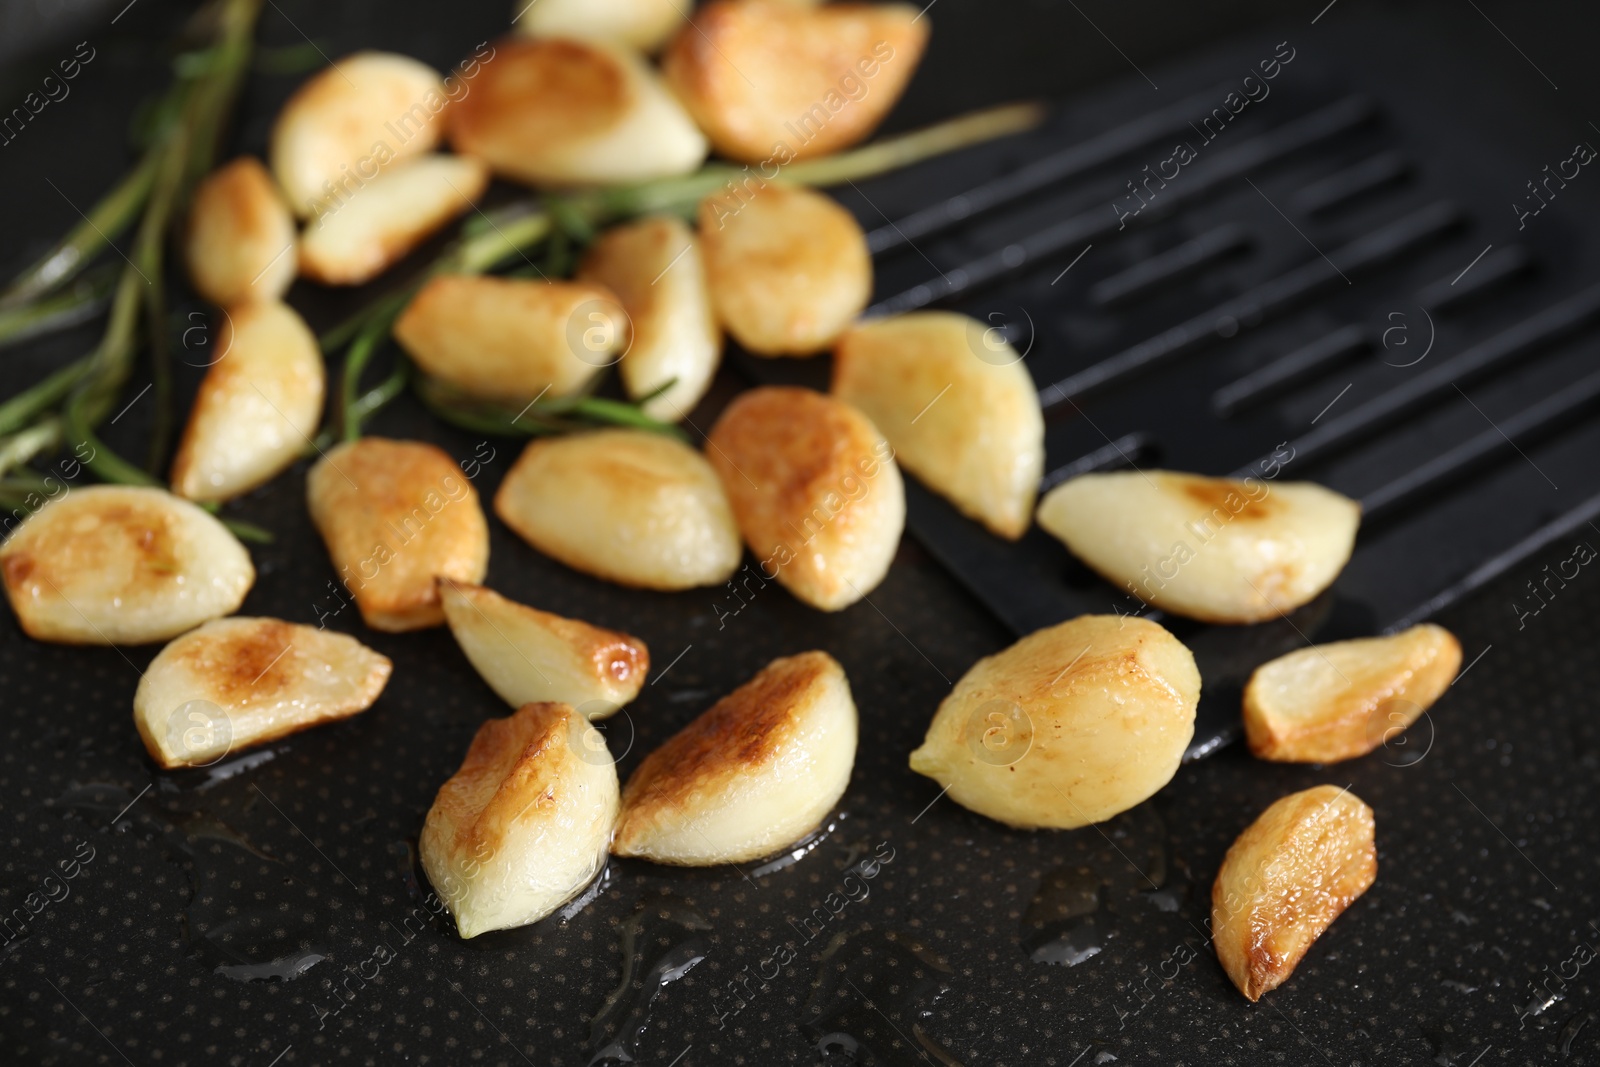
446, 37, 706, 186
833, 311, 1044, 540
0, 486, 254, 645
512, 0, 686, 52
494, 429, 741, 591
183, 157, 297, 305
133, 617, 391, 768
661, 0, 928, 164
440, 579, 648, 719
306, 438, 488, 632
909, 615, 1199, 829
270, 51, 447, 218
705, 387, 903, 611
1036, 470, 1361, 624
576, 216, 721, 422
421, 702, 620, 936
1212, 785, 1377, 1000
169, 301, 325, 503
698, 183, 870, 357
393, 275, 625, 403
299, 154, 489, 286
612, 651, 857, 865
1243, 623, 1460, 763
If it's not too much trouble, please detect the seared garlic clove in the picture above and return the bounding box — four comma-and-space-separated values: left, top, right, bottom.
306, 438, 488, 632
1036, 470, 1361, 624
1212, 785, 1377, 1001
440, 579, 648, 718
183, 157, 297, 305
909, 615, 1199, 829
446, 37, 706, 186
513, 0, 686, 51
270, 51, 448, 218
393, 275, 625, 402
706, 387, 902, 611
494, 429, 741, 591
0, 486, 254, 645
698, 183, 870, 357
169, 301, 325, 503
612, 651, 857, 865
576, 216, 720, 421
133, 617, 391, 768
661, 0, 928, 164
833, 312, 1044, 540
1243, 623, 1460, 763
299, 154, 489, 286
421, 701, 620, 936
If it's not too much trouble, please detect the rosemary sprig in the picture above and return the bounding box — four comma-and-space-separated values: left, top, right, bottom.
413, 374, 689, 442
0, 154, 159, 312
0, 267, 117, 352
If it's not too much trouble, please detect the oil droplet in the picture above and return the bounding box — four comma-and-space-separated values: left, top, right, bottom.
1023, 866, 1102, 966
589, 895, 710, 1064
803, 927, 962, 1066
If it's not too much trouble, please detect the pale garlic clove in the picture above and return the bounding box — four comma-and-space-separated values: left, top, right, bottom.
169, 301, 325, 503
1212, 785, 1377, 1001
1243, 623, 1460, 763
494, 429, 741, 591
576, 216, 721, 421
132, 617, 391, 768
299, 154, 489, 286
832, 311, 1044, 540
270, 51, 448, 218
306, 438, 488, 632
183, 157, 297, 305
421, 701, 619, 937
698, 183, 870, 357
393, 275, 625, 402
0, 486, 254, 645
439, 579, 648, 719
612, 651, 857, 865
909, 615, 1199, 829
661, 0, 928, 164
513, 0, 686, 52
446, 37, 706, 186
705, 387, 903, 611
1035, 470, 1361, 624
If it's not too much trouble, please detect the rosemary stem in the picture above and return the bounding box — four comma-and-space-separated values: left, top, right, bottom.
0, 153, 160, 311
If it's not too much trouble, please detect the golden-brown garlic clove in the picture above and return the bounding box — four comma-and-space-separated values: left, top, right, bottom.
832, 311, 1044, 540
306, 438, 488, 632
421, 701, 620, 936
1035, 470, 1361, 624
1212, 785, 1377, 1000
133, 617, 391, 768
698, 183, 870, 357
705, 387, 903, 611
393, 274, 625, 403
270, 51, 447, 218
612, 651, 857, 865
299, 154, 489, 286
446, 37, 706, 186
169, 301, 325, 503
908, 615, 1199, 829
494, 429, 741, 591
661, 1, 928, 164
576, 216, 721, 421
183, 157, 297, 305
439, 579, 648, 719
513, 0, 687, 52
0, 486, 254, 645
1243, 623, 1461, 763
